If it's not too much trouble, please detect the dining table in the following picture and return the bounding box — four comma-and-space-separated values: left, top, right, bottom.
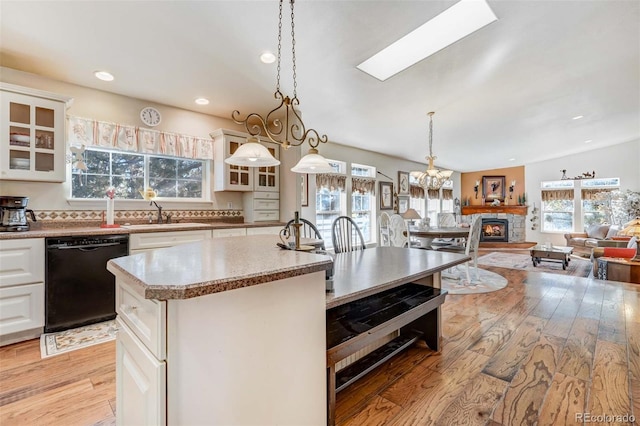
408, 226, 471, 249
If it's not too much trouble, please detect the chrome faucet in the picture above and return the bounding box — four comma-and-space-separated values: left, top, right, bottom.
150, 201, 163, 224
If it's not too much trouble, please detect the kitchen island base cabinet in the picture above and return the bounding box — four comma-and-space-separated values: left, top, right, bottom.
114, 270, 327, 426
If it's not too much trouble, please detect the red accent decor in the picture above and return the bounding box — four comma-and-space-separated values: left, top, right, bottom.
603, 247, 637, 258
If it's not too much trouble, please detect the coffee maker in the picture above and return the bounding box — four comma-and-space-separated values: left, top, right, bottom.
0, 196, 37, 232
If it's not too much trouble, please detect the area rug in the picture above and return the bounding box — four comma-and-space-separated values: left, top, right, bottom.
477, 252, 592, 277
441, 266, 508, 294
40, 320, 116, 359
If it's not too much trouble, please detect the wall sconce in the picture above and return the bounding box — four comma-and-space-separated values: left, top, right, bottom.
509, 180, 516, 198
474, 180, 480, 198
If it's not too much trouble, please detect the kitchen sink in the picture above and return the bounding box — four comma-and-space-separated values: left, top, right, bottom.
122, 223, 209, 230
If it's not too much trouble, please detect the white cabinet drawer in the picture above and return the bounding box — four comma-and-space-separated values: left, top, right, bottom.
129, 230, 211, 251
116, 280, 166, 360
253, 199, 279, 210
246, 226, 282, 236
254, 211, 280, 222
116, 318, 166, 426
0, 282, 44, 335
0, 238, 44, 287
211, 228, 247, 238
253, 191, 279, 199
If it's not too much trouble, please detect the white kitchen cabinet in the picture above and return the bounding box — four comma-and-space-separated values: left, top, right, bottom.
246, 226, 282, 235
116, 317, 166, 426
243, 190, 280, 222
210, 128, 280, 192
0, 238, 45, 345
211, 227, 247, 238
0, 83, 72, 182
129, 229, 211, 254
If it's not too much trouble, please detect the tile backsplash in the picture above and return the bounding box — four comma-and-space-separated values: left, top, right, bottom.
33, 209, 244, 227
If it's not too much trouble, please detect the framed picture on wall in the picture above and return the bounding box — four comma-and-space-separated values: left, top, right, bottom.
398, 171, 410, 195
398, 196, 409, 214
379, 181, 394, 210
482, 175, 506, 201
300, 174, 309, 207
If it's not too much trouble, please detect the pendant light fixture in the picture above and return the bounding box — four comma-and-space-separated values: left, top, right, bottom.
229, 0, 333, 174
412, 112, 453, 191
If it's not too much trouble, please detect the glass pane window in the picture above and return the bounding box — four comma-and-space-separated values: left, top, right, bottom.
542, 199, 574, 232
71, 147, 205, 200
316, 187, 343, 247
409, 197, 425, 219
583, 199, 609, 227
352, 192, 371, 243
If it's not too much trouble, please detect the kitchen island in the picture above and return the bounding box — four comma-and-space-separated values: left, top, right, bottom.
107, 236, 469, 425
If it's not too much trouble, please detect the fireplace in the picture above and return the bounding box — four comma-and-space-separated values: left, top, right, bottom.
480, 219, 509, 242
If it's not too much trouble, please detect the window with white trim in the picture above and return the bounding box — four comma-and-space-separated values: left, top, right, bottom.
541, 180, 574, 232
351, 163, 376, 243
581, 178, 620, 227
71, 147, 206, 200
408, 175, 426, 218
315, 160, 346, 247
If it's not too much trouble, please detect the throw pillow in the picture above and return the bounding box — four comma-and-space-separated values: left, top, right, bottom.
627, 236, 638, 249
586, 224, 609, 239
605, 225, 620, 239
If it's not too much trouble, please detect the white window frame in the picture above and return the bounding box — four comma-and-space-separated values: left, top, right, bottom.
69, 146, 209, 202
315, 159, 347, 248
350, 163, 376, 244
581, 178, 620, 228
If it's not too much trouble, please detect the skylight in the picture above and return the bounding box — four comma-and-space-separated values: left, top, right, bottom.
357, 0, 498, 81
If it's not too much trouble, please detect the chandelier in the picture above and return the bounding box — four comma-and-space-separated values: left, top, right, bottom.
228, 0, 334, 174
412, 112, 453, 191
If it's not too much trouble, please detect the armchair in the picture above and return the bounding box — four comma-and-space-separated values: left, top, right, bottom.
591, 236, 637, 275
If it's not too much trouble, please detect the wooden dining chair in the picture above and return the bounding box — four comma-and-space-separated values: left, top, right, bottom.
331, 216, 366, 253
285, 218, 325, 250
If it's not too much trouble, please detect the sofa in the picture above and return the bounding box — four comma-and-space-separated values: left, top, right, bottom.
564, 224, 619, 257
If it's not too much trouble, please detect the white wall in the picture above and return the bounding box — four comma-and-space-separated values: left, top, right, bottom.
525, 139, 640, 245
0, 67, 245, 211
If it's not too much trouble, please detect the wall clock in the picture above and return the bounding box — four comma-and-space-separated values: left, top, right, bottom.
140, 106, 161, 127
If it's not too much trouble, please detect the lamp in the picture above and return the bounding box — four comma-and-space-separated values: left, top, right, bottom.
620, 217, 640, 259
474, 180, 480, 199
509, 180, 516, 199
402, 208, 422, 226
229, 0, 333, 174
411, 112, 453, 191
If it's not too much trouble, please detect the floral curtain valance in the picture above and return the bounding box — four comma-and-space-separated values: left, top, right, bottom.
316, 173, 346, 191
352, 177, 376, 195
442, 189, 453, 200
409, 184, 424, 199
427, 189, 440, 199
67, 116, 214, 160
541, 189, 574, 201
581, 188, 612, 200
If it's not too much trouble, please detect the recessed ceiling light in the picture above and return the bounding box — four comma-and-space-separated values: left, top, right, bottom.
260, 52, 276, 64
508, 158, 516, 161
584, 139, 593, 144
357, 0, 498, 81
94, 71, 114, 81
572, 115, 584, 120
195, 98, 210, 105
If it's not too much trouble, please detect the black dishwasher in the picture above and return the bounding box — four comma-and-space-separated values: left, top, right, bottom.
45, 235, 129, 332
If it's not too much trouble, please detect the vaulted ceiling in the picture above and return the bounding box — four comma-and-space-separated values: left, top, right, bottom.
1, 0, 638, 171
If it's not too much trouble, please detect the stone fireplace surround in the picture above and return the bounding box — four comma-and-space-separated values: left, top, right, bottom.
461, 213, 526, 243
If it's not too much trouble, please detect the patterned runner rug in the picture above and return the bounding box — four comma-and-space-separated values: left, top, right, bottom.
40, 320, 116, 359
477, 252, 592, 277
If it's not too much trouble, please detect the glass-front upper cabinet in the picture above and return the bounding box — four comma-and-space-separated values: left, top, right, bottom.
254, 142, 279, 192
0, 83, 73, 182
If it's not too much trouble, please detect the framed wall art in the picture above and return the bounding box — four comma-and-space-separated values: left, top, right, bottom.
398, 196, 409, 214
482, 175, 506, 201
379, 181, 394, 210
398, 171, 410, 195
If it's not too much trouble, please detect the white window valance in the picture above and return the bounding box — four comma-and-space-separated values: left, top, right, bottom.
352, 177, 376, 195
316, 173, 346, 191
541, 189, 574, 201
67, 116, 213, 160
442, 189, 454, 200
581, 188, 612, 200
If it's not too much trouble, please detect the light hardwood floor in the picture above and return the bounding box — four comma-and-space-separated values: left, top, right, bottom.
0, 261, 638, 426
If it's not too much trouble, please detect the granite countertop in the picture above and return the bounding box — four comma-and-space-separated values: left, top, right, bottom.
0, 221, 286, 240
107, 235, 332, 300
